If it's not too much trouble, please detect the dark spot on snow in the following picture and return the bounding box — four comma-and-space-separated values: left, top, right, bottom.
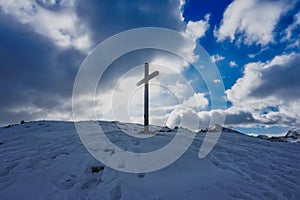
4, 125, 12, 128
51, 152, 69, 159
91, 166, 104, 173
0, 142, 3, 145
25, 126, 31, 128
137, 173, 145, 178
20, 120, 25, 124
158, 126, 174, 132
104, 148, 115, 155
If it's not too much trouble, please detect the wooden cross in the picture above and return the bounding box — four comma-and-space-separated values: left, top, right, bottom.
136, 63, 159, 133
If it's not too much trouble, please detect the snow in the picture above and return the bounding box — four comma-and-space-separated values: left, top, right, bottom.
285, 129, 300, 139
256, 129, 300, 143
0, 121, 299, 200
209, 124, 224, 132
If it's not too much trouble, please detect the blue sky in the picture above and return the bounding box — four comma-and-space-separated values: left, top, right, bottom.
0, 0, 299, 135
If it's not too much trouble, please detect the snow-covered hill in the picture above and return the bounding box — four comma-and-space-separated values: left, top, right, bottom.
256, 129, 300, 143
284, 129, 300, 142
0, 121, 299, 200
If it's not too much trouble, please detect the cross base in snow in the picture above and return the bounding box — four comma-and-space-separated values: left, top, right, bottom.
138, 128, 156, 134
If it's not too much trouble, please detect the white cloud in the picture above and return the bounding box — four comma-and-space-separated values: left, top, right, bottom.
213, 79, 221, 83
185, 14, 210, 41
210, 54, 225, 63
166, 107, 200, 131
215, 0, 294, 46
69, 1, 212, 130
248, 54, 256, 59
180, 0, 211, 43
179, 0, 186, 21
167, 109, 227, 130
166, 81, 194, 101
229, 61, 238, 68
0, 0, 92, 52
285, 12, 300, 40
146, 12, 211, 92
284, 12, 300, 49
165, 106, 275, 130
85, 62, 203, 128
182, 93, 209, 109
151, 55, 190, 74
164, 93, 211, 130
226, 53, 300, 127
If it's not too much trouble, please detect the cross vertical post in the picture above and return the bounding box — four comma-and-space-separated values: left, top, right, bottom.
144, 63, 149, 133
136, 63, 159, 133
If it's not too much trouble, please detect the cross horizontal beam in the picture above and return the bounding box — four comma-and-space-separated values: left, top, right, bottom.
136, 71, 159, 86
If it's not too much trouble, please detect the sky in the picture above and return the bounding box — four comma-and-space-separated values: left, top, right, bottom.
0, 0, 299, 135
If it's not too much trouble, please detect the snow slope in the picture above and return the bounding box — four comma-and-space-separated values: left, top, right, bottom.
0, 121, 299, 200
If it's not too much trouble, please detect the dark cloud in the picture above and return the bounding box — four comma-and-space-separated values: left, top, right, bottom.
224, 111, 262, 125
251, 53, 300, 100
0, 13, 83, 125
76, 0, 184, 45
226, 53, 300, 128
0, 1, 185, 125
198, 110, 276, 128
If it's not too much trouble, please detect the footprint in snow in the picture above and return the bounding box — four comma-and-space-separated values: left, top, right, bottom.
51, 174, 77, 190
110, 185, 122, 200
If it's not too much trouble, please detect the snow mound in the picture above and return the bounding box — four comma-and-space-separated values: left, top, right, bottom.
0, 121, 299, 200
